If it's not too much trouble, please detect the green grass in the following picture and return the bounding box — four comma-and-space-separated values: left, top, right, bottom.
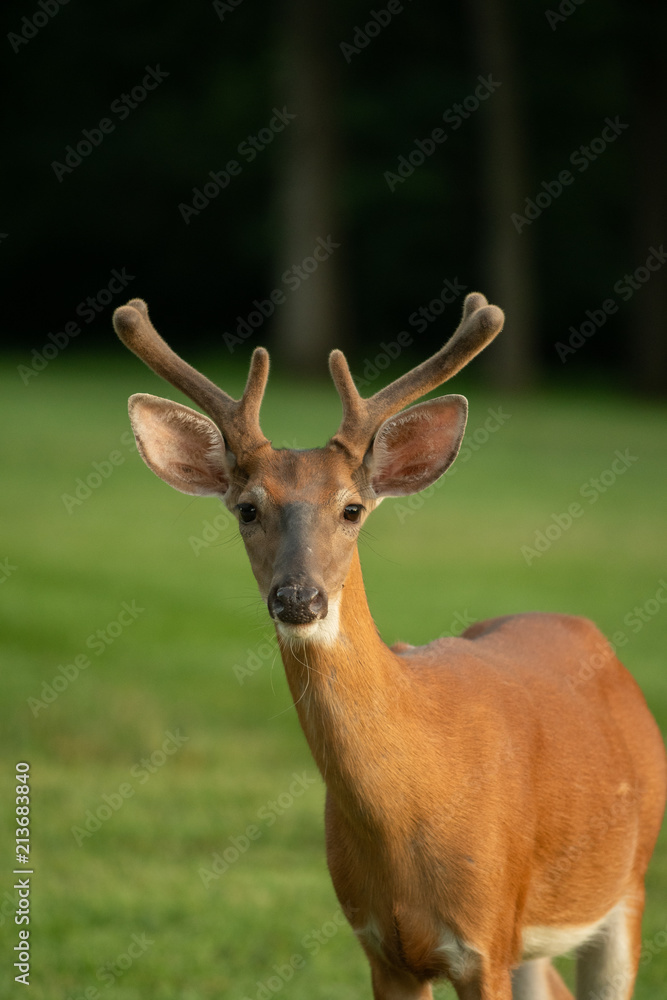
1, 355, 666, 999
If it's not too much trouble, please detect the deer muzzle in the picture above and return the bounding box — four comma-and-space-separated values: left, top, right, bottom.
269, 583, 328, 625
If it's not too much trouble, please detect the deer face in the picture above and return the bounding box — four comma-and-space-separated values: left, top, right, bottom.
126, 393, 469, 642
229, 447, 374, 639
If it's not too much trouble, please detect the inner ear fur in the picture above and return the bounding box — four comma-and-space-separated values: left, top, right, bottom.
367, 395, 468, 499
128, 393, 231, 497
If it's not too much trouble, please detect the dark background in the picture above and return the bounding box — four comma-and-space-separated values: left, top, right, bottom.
3, 0, 666, 390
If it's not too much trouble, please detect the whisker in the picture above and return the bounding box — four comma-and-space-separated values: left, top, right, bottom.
359, 532, 397, 564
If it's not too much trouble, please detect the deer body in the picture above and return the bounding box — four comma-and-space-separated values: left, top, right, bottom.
280, 545, 665, 997
113, 294, 666, 999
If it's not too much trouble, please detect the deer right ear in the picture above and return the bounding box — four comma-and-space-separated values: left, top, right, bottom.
366, 395, 468, 499
128, 393, 232, 497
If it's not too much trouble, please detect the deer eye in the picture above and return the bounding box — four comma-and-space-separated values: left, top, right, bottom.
237, 503, 257, 524
343, 504, 363, 523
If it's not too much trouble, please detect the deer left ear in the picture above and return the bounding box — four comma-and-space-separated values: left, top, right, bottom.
367, 395, 468, 498
128, 393, 232, 497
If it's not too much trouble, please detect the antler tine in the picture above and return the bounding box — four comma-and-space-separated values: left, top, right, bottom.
329, 292, 504, 458
113, 298, 270, 457
229, 345, 271, 450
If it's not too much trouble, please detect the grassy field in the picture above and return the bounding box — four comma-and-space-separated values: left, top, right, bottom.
1, 353, 666, 999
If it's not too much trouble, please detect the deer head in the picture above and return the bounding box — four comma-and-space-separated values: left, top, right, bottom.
113, 294, 504, 642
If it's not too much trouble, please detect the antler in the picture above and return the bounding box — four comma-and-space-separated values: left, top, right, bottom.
113, 298, 270, 460
328, 292, 504, 459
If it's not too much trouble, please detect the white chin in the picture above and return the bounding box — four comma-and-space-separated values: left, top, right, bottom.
275, 600, 340, 645
276, 621, 322, 640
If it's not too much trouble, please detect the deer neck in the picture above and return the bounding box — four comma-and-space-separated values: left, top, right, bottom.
277, 549, 420, 831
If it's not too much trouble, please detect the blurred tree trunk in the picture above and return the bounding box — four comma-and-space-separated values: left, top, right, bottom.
469, 0, 539, 389
274, 0, 348, 374
629, 0, 667, 395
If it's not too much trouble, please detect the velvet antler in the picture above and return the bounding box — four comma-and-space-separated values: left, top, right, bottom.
328, 292, 504, 459
113, 298, 270, 460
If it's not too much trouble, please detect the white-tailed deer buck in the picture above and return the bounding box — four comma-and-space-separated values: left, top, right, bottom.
114, 293, 666, 1000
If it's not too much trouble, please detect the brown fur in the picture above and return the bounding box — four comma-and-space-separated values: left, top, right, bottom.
277, 550, 666, 996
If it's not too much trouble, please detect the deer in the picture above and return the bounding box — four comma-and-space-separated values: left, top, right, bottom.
113, 292, 666, 1000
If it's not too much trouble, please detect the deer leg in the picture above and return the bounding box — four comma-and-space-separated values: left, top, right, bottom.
454, 966, 513, 1000
575, 890, 644, 1000
512, 958, 574, 1000
545, 962, 576, 1000
368, 958, 434, 1000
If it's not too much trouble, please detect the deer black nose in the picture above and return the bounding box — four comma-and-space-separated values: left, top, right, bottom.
269, 584, 328, 624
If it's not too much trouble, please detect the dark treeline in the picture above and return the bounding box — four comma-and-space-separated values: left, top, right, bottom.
3, 0, 666, 391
